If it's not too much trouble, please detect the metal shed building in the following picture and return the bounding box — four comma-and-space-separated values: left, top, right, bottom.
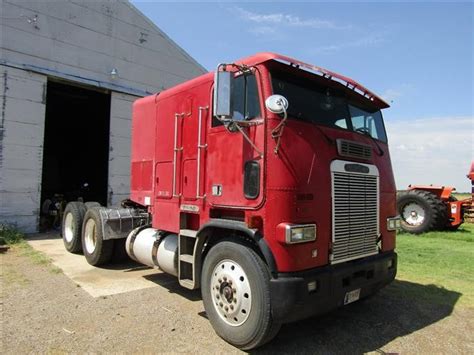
0, 0, 206, 233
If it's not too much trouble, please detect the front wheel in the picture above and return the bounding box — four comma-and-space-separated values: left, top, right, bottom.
201, 240, 280, 350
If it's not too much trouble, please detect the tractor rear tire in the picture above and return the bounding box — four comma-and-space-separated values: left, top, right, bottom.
81, 207, 114, 266
397, 190, 447, 234
62, 201, 86, 253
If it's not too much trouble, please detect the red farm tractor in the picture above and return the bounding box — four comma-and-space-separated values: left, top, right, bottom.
397, 162, 474, 234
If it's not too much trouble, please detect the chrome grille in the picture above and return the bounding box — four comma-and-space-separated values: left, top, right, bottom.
331, 161, 379, 264
337, 139, 372, 160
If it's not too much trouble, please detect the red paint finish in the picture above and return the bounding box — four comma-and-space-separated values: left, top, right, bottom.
468, 161, 474, 182
447, 200, 465, 227
130, 95, 157, 206
262, 122, 396, 271
130, 53, 396, 273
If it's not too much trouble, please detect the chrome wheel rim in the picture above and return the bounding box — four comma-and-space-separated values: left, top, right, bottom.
402, 203, 426, 226
64, 212, 74, 243
84, 219, 97, 254
210, 259, 251, 327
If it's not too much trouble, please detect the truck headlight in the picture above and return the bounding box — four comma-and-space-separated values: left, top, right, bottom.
285, 224, 316, 244
387, 217, 401, 231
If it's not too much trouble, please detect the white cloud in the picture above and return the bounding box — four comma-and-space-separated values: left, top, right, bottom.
381, 89, 403, 103
235, 7, 350, 35
385, 116, 473, 192
311, 34, 385, 54
233, 6, 384, 54
249, 26, 277, 36
380, 84, 414, 103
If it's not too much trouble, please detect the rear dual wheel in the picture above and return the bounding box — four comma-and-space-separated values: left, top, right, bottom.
62, 201, 102, 253
62, 202, 86, 253
81, 207, 114, 266
201, 241, 280, 350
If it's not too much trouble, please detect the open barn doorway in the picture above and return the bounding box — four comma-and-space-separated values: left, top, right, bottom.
40, 80, 110, 230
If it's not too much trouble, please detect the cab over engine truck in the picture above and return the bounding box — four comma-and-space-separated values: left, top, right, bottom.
61, 53, 398, 350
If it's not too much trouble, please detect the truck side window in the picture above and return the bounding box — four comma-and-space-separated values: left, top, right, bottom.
212, 74, 260, 127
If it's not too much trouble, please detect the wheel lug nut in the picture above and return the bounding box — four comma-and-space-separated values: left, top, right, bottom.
216, 295, 220, 299
225, 306, 229, 311
232, 288, 236, 293
218, 278, 222, 283
219, 302, 223, 307
228, 280, 232, 285
223, 276, 227, 281
233, 298, 237, 303
230, 305, 234, 310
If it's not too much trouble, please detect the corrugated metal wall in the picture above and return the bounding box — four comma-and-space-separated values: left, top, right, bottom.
1, 0, 205, 94
0, 66, 47, 233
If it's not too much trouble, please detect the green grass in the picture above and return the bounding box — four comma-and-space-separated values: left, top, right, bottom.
0, 224, 62, 274
0, 224, 25, 245
15, 242, 62, 273
396, 223, 474, 307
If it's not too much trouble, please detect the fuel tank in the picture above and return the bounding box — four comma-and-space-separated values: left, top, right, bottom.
125, 227, 178, 276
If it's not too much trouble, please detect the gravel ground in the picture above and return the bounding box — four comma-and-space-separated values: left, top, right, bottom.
2, 246, 473, 354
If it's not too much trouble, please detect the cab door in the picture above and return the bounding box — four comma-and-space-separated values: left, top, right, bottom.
206, 72, 265, 209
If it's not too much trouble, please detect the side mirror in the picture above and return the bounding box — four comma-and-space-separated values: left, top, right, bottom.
214, 70, 233, 117
265, 95, 289, 114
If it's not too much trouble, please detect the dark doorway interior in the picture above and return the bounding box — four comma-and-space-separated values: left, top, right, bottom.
41, 80, 111, 216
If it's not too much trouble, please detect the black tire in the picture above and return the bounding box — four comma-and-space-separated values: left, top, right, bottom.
81, 207, 114, 266
397, 190, 447, 234
61, 201, 86, 253
85, 201, 101, 210
41, 199, 53, 215
201, 240, 281, 350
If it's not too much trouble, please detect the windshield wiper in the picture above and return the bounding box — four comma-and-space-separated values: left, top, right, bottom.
357, 130, 384, 156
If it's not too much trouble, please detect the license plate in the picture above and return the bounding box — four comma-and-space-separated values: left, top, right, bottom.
344, 288, 361, 305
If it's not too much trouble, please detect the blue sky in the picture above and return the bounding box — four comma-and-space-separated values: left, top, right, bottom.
132, 0, 473, 191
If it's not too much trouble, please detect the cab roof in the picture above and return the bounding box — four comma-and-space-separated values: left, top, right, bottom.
235, 52, 389, 109
157, 52, 389, 109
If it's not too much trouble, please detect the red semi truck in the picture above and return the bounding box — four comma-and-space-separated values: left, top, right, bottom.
62, 53, 399, 349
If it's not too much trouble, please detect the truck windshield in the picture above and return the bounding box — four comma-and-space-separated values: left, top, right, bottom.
271, 73, 387, 142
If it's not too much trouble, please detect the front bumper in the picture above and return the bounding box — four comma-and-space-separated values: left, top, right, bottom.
270, 251, 397, 323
